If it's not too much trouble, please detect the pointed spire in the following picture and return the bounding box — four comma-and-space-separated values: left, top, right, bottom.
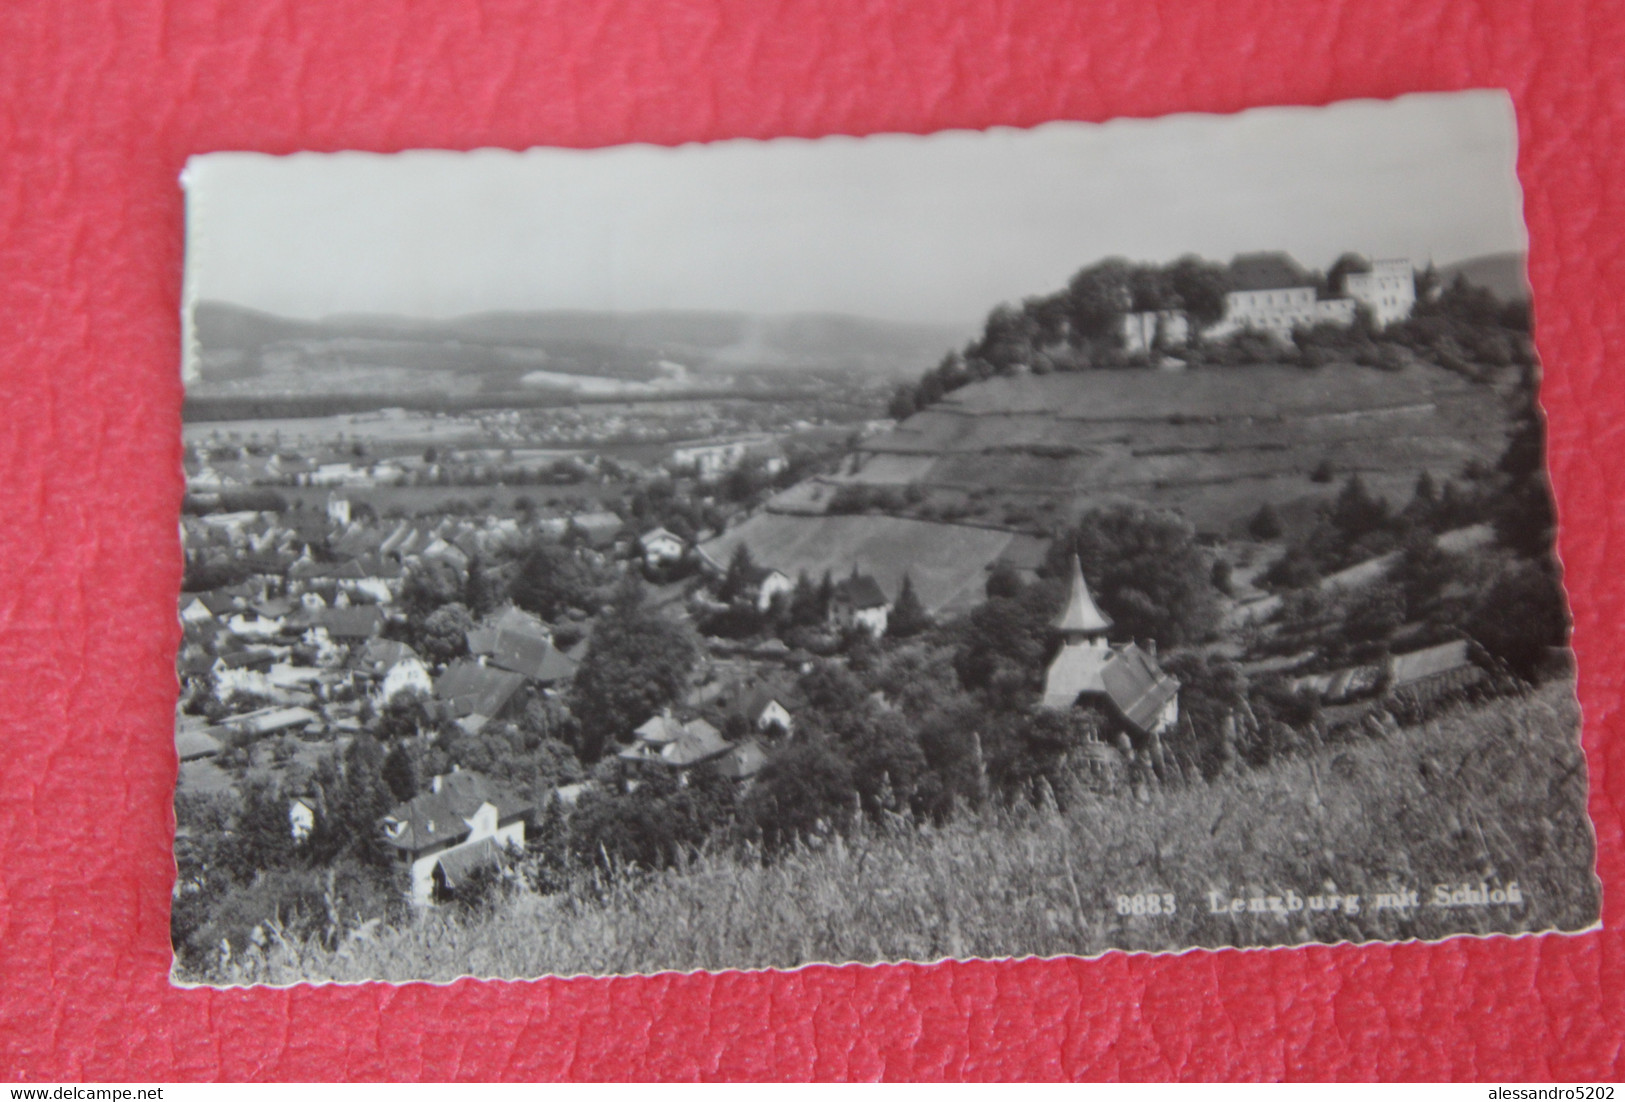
1052, 555, 1112, 638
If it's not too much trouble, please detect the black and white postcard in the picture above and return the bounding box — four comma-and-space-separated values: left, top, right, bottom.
171, 90, 1598, 985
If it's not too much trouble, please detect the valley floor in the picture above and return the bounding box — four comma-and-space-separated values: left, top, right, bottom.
187, 681, 1597, 986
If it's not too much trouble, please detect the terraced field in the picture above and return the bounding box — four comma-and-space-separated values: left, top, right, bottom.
711, 361, 1515, 616
851, 361, 1514, 531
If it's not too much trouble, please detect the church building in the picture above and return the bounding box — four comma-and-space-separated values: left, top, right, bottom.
1041, 556, 1181, 742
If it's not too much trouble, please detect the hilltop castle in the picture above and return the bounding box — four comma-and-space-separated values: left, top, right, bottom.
1124, 252, 1416, 352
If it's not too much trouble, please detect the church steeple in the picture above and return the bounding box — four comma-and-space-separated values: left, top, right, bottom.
1052, 554, 1111, 642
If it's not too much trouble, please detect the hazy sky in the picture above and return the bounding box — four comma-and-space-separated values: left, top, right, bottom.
183, 90, 1525, 328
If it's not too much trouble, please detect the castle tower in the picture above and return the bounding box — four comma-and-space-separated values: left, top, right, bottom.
1051, 554, 1111, 648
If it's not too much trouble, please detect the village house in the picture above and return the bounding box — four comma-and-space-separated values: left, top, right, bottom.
306, 604, 386, 647
346, 638, 433, 706
733, 683, 795, 737
180, 589, 246, 624
618, 711, 732, 778
1387, 639, 1487, 711
638, 526, 687, 568
433, 659, 528, 732
212, 649, 277, 699
831, 571, 891, 637
381, 771, 532, 905
217, 705, 318, 741
747, 566, 795, 613
288, 797, 316, 842
568, 510, 624, 549
467, 606, 578, 690
671, 439, 750, 481
1040, 556, 1181, 742
714, 738, 769, 783
174, 719, 224, 763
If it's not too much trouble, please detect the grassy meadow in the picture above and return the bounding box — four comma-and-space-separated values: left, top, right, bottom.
196, 681, 1597, 985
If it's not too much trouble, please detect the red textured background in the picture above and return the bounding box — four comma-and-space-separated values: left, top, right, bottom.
0, 0, 1621, 1081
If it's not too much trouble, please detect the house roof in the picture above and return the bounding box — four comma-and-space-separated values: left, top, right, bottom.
620, 716, 730, 768
1098, 644, 1181, 734
345, 637, 420, 676
178, 652, 216, 678
1228, 252, 1312, 292
315, 605, 385, 640
640, 526, 684, 547
570, 511, 624, 546
1042, 641, 1179, 735
250, 597, 295, 619
1389, 640, 1475, 685
434, 836, 507, 888
469, 607, 575, 684
715, 738, 769, 780
1052, 556, 1112, 636
434, 660, 526, 719
488, 631, 578, 685
381, 771, 531, 852
195, 591, 243, 616
216, 649, 275, 670
174, 724, 223, 761
222, 706, 317, 737
834, 573, 888, 610
634, 713, 689, 744
737, 683, 793, 724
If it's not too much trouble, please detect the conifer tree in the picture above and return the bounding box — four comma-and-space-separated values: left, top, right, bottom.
888, 573, 930, 638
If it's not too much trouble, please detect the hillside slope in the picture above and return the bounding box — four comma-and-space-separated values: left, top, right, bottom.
189, 301, 968, 394
840, 361, 1511, 531
1437, 252, 1530, 303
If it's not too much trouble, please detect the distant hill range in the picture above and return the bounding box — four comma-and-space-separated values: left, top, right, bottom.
187, 301, 970, 397
1436, 252, 1529, 303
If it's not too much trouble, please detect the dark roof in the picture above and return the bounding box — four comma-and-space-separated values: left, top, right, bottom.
1043, 641, 1179, 735
345, 638, 420, 676
715, 738, 769, 780
178, 652, 216, 678
1098, 644, 1181, 734
434, 837, 508, 888
240, 555, 295, 576
216, 649, 274, 670
195, 591, 242, 616
175, 724, 223, 761
487, 630, 577, 685
314, 605, 385, 640
1228, 252, 1312, 292
834, 574, 888, 610
737, 683, 793, 724
434, 660, 526, 719
469, 607, 577, 685
381, 772, 531, 852
622, 715, 730, 767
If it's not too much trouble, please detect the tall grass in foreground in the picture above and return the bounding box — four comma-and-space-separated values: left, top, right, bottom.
198, 682, 1597, 984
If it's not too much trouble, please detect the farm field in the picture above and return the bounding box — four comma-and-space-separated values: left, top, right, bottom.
701, 513, 1047, 617
209, 681, 1594, 985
